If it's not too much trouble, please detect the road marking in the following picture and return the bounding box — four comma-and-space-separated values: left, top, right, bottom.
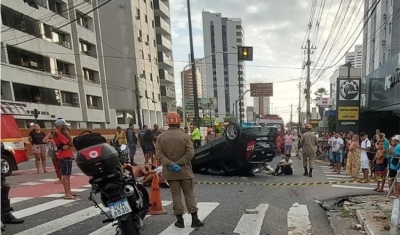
14, 205, 108, 235
288, 203, 312, 235
20, 182, 43, 186
324, 174, 352, 178
42, 194, 65, 198
10, 197, 33, 204
332, 185, 389, 190
87, 201, 172, 235
73, 173, 86, 176
158, 202, 219, 235
13, 199, 78, 219
40, 179, 59, 182
71, 188, 87, 192
233, 204, 269, 235
83, 184, 92, 188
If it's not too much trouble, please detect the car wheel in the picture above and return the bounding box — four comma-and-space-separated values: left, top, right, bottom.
1, 154, 13, 176
224, 123, 241, 143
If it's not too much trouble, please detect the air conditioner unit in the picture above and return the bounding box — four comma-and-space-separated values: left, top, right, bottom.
145, 41, 149, 45
382, 39, 386, 45
138, 37, 142, 42
135, 15, 140, 20
63, 41, 71, 48
383, 13, 387, 20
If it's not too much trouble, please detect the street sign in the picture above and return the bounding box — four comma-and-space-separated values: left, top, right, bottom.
250, 83, 273, 97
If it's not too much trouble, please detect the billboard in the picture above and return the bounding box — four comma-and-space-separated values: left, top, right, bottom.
336, 78, 361, 133
317, 97, 332, 108
250, 83, 273, 97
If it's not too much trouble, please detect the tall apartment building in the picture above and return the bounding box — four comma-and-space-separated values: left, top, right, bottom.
253, 97, 271, 115
189, 55, 207, 97
202, 11, 245, 121
181, 67, 203, 99
345, 45, 363, 68
98, 0, 170, 128
362, 0, 400, 78
1, 0, 111, 129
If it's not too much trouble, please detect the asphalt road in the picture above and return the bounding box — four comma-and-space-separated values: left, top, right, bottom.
4, 154, 385, 235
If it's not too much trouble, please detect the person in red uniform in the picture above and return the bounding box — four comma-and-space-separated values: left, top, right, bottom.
44, 119, 75, 200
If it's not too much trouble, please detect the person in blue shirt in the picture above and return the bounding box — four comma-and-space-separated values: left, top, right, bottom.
389, 135, 400, 199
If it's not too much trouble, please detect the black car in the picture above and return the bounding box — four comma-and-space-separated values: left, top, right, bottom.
192, 123, 278, 176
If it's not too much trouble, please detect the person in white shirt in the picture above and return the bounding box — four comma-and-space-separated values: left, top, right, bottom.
327, 134, 336, 168
359, 132, 371, 181
273, 154, 293, 176
331, 133, 344, 174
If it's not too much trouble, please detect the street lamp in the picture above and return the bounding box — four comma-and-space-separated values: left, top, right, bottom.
181, 51, 235, 127
234, 89, 250, 125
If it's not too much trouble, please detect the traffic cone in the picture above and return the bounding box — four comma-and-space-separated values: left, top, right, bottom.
148, 173, 167, 215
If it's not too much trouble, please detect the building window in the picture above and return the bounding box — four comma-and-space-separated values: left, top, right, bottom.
1, 81, 13, 100
136, 8, 140, 18
236, 25, 241, 29
61, 91, 79, 107
150, 1, 153, 8
152, 20, 155, 28
79, 40, 97, 57
1, 6, 41, 37
76, 11, 93, 30
236, 38, 242, 43
56, 60, 72, 76
86, 95, 103, 109
48, 0, 68, 18
236, 32, 242, 36
53, 30, 71, 48
7, 46, 51, 73
144, 14, 148, 23
147, 54, 151, 62
150, 73, 153, 81
13, 83, 60, 105
83, 68, 98, 82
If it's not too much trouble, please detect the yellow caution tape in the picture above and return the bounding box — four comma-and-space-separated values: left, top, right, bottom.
194, 177, 395, 186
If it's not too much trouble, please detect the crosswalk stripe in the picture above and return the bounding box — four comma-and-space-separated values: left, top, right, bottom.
71, 188, 87, 192
42, 194, 66, 198
87, 201, 173, 235
233, 204, 269, 235
40, 179, 59, 182
13, 199, 78, 219
10, 197, 33, 204
287, 203, 312, 235
324, 174, 351, 178
158, 202, 219, 235
14, 205, 109, 235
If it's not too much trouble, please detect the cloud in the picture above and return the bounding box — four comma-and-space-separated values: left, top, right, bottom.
169, 0, 363, 123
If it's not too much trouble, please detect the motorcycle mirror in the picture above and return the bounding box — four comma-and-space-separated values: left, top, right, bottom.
120, 144, 127, 151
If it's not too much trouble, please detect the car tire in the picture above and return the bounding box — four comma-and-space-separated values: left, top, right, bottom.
1, 154, 13, 176
224, 123, 241, 143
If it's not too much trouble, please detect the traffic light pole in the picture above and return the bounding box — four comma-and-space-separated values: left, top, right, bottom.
237, 58, 243, 126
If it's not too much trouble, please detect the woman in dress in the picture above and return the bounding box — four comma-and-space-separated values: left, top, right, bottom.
346, 134, 361, 180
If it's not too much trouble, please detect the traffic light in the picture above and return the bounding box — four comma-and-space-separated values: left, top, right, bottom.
237, 46, 253, 61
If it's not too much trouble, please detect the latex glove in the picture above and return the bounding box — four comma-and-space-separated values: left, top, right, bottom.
168, 164, 181, 172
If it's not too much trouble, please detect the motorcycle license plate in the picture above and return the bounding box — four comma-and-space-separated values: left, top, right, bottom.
108, 198, 132, 218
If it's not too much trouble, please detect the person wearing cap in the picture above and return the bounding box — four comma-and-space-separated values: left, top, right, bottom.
156, 112, 204, 229
43, 119, 75, 200
300, 124, 317, 177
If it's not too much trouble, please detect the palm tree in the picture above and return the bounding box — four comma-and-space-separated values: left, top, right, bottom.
313, 87, 328, 119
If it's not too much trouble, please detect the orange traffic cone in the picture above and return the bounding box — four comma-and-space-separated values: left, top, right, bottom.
148, 173, 167, 215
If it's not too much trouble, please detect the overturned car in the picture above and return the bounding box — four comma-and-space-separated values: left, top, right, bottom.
192, 123, 278, 176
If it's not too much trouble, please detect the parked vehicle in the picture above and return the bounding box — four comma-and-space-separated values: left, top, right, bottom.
76, 143, 149, 235
1, 114, 29, 176
192, 123, 278, 176
258, 115, 285, 138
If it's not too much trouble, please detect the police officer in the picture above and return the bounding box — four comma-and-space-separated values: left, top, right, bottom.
1, 143, 24, 231
300, 124, 317, 177
155, 112, 204, 229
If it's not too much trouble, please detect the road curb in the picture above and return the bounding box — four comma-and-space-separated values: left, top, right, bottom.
356, 209, 377, 235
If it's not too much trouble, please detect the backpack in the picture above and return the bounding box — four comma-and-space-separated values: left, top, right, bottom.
73, 130, 107, 151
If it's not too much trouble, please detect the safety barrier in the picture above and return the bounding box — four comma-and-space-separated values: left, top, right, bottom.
194, 177, 396, 187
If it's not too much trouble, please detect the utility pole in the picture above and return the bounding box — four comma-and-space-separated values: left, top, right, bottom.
298, 81, 301, 133
301, 39, 316, 124
290, 104, 293, 130
186, 0, 200, 125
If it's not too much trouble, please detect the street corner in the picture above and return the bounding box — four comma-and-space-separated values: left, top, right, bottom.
319, 195, 396, 235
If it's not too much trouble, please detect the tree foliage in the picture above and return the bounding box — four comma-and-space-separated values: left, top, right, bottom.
223, 115, 236, 123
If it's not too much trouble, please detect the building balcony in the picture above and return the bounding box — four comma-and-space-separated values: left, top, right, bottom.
157, 52, 173, 69
154, 0, 170, 18
156, 34, 172, 52
155, 16, 171, 36
159, 69, 174, 83
160, 86, 175, 100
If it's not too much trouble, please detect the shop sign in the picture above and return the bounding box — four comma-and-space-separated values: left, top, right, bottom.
338, 106, 359, 121
340, 121, 357, 126
339, 80, 360, 101
384, 69, 400, 91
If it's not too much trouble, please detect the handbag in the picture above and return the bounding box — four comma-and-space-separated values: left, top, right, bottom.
46, 142, 57, 159
72, 130, 107, 151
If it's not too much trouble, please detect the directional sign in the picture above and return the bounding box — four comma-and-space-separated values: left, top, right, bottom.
250, 83, 273, 97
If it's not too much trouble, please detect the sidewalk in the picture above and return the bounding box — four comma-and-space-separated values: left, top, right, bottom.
326, 195, 399, 235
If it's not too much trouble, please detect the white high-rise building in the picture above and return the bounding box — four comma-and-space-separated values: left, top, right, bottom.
362, 0, 400, 78
253, 97, 271, 115
98, 0, 175, 127
202, 11, 245, 120
194, 58, 207, 97
345, 45, 363, 68
1, 0, 111, 129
